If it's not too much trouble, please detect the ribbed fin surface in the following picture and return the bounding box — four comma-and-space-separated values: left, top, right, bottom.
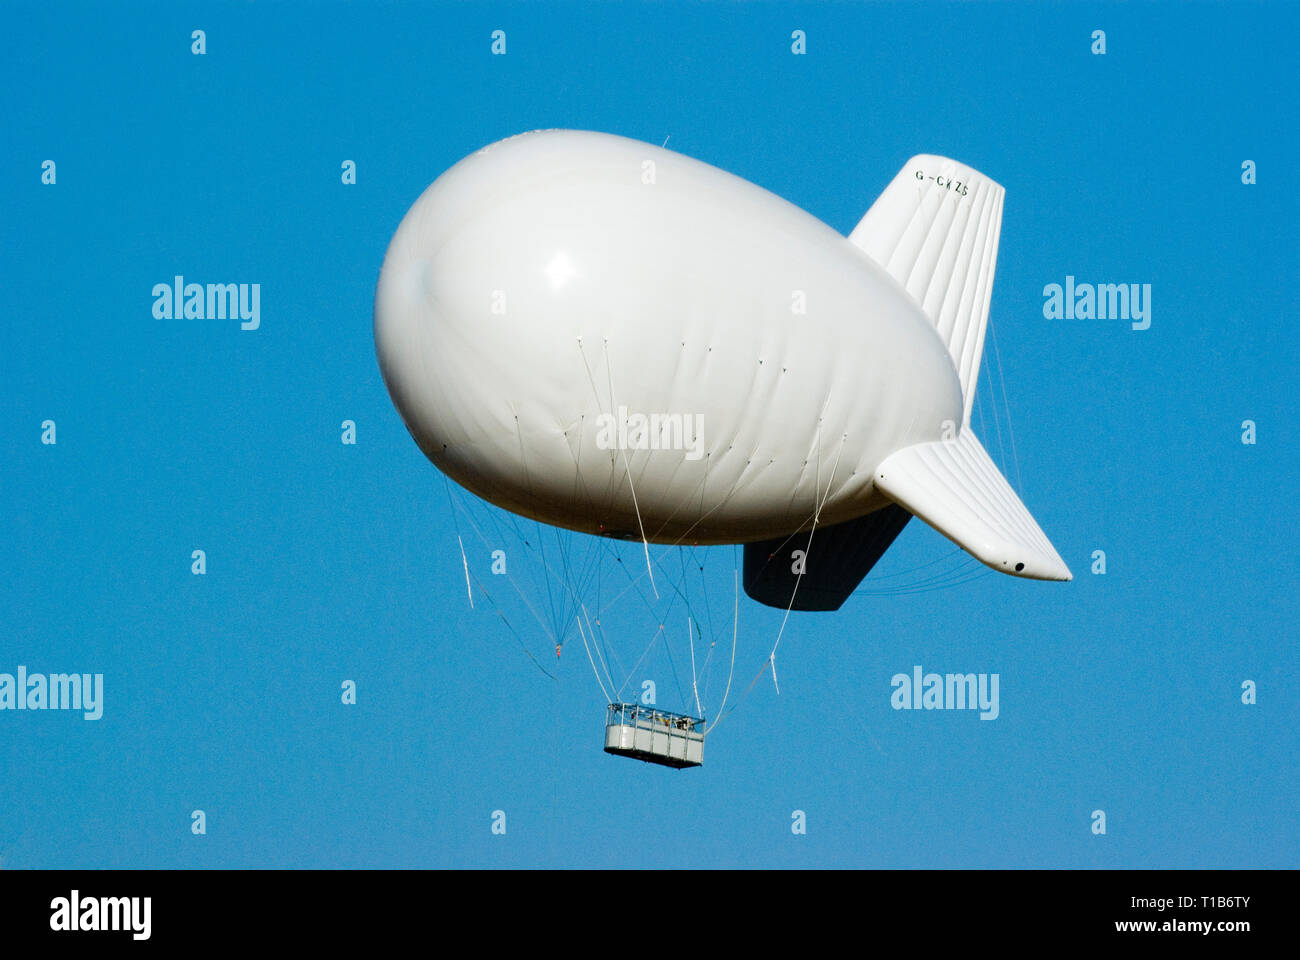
849, 155, 1004, 427
873, 430, 1071, 581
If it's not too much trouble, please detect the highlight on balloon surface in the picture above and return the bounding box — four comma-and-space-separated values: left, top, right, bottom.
374, 130, 1070, 767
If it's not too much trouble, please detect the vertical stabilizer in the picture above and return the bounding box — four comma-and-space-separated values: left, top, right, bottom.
849, 155, 1004, 427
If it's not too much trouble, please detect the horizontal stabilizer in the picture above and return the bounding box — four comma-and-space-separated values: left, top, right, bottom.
743, 505, 912, 611
873, 431, 1071, 581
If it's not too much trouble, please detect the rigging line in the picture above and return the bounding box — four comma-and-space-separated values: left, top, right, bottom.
553, 524, 581, 637
591, 620, 627, 700
688, 613, 703, 718
865, 553, 983, 592
592, 546, 650, 615
693, 429, 712, 541
702, 640, 722, 697
595, 539, 664, 619
674, 548, 709, 711
696, 565, 724, 684
533, 517, 561, 640
558, 406, 601, 526
988, 315, 1024, 494
660, 614, 688, 709
641, 454, 713, 542
647, 444, 762, 547
601, 337, 659, 599
881, 572, 993, 595
503, 509, 533, 550
512, 411, 563, 640
594, 535, 699, 625
581, 603, 618, 698
463, 564, 557, 680
457, 528, 559, 647
714, 404, 836, 587
861, 573, 988, 597
457, 535, 474, 609
516, 514, 605, 639
867, 546, 968, 580
696, 548, 728, 697
980, 347, 1009, 481
857, 554, 977, 590
593, 545, 609, 679
859, 568, 992, 597
574, 337, 623, 511
859, 562, 987, 595
698, 642, 720, 705
491, 500, 595, 632
581, 578, 627, 695
677, 547, 692, 620
703, 562, 740, 735
442, 476, 475, 610
750, 422, 849, 706
594, 567, 655, 619
482, 500, 520, 561
550, 425, 610, 625
642, 435, 725, 544
448, 491, 562, 646
573, 548, 603, 649
625, 402, 764, 547
708, 651, 771, 735
576, 527, 606, 597
576, 614, 612, 702
459, 488, 610, 683
874, 566, 985, 594
580, 545, 622, 692
473, 492, 566, 605
769, 427, 847, 663
860, 562, 992, 594
612, 572, 688, 699
597, 559, 628, 690
575, 335, 659, 597
623, 541, 707, 642
550, 525, 570, 626
673, 547, 710, 660
616, 624, 667, 698
599, 542, 695, 704
467, 498, 607, 647
607, 481, 821, 616
692, 544, 718, 645
736, 506, 823, 593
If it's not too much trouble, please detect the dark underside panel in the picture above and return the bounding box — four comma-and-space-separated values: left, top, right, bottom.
742, 505, 912, 611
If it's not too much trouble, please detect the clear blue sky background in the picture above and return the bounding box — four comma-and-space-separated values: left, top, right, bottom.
2, 1, 1295, 868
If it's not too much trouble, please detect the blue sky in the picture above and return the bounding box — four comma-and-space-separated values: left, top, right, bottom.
2, 1, 1295, 868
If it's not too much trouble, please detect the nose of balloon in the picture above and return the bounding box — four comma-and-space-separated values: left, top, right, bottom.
374, 247, 433, 402
385, 254, 434, 310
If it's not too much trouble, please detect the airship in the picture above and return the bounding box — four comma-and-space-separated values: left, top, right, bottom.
374, 129, 1070, 621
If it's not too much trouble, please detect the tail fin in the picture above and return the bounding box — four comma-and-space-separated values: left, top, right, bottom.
743, 505, 912, 611
855, 156, 1070, 582
874, 428, 1071, 581
850, 155, 1004, 427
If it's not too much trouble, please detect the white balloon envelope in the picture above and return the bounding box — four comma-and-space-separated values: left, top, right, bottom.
375, 130, 1070, 615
